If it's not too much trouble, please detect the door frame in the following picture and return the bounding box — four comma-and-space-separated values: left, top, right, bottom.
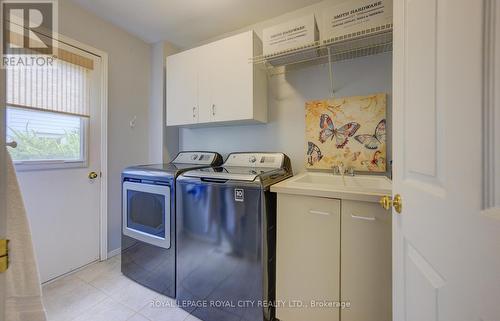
51, 32, 109, 261
482, 0, 500, 220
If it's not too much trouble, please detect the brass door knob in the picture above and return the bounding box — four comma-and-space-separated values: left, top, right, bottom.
379, 195, 392, 210
88, 171, 99, 180
393, 194, 403, 213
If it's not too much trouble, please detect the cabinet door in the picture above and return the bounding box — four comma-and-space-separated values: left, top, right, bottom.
166, 49, 198, 126
341, 200, 392, 321
276, 194, 340, 321
210, 31, 254, 122
197, 42, 214, 124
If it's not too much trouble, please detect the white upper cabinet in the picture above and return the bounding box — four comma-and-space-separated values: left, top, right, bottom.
166, 30, 267, 126
166, 48, 198, 126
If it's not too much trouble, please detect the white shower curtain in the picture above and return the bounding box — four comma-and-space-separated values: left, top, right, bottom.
5, 152, 47, 321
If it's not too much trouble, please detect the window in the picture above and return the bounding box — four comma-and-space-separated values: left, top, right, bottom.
6, 107, 86, 163
6, 48, 94, 169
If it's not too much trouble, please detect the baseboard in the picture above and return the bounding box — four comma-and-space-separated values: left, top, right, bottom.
107, 247, 121, 259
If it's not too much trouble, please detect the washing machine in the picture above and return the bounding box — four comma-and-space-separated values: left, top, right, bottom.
176, 152, 292, 321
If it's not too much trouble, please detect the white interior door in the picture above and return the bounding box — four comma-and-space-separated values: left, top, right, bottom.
0, 65, 7, 321
393, 0, 500, 320
6, 42, 102, 283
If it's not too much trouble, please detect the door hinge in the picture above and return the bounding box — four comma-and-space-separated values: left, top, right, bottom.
0, 239, 9, 273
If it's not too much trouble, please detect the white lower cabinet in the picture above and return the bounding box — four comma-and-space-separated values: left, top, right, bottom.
276, 194, 341, 321
276, 194, 392, 321
341, 200, 392, 321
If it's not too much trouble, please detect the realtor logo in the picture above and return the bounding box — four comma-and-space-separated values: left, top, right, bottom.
2, 0, 57, 56
234, 189, 244, 202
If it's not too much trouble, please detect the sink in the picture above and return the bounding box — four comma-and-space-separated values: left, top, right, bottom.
293, 172, 391, 190
271, 172, 392, 202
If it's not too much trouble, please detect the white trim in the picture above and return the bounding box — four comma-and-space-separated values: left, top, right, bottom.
482, 207, 500, 220
100, 53, 109, 261
482, 0, 499, 213
13, 160, 87, 171
50, 33, 109, 261
107, 247, 121, 259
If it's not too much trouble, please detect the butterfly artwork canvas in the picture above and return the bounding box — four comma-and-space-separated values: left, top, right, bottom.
305, 93, 387, 172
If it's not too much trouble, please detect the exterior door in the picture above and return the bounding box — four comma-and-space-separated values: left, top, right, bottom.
6, 41, 103, 283
392, 0, 500, 320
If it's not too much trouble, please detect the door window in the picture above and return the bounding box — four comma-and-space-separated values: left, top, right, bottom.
7, 107, 86, 163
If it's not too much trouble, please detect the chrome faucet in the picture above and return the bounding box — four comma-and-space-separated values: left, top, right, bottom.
332, 162, 355, 176
338, 162, 345, 178
332, 162, 345, 176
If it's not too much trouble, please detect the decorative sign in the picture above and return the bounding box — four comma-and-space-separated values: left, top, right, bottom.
305, 93, 387, 172
322, 0, 393, 42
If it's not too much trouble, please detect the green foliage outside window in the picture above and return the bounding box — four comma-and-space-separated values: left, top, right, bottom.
8, 127, 81, 161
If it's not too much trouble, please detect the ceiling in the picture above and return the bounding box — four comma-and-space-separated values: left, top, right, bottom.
71, 0, 324, 48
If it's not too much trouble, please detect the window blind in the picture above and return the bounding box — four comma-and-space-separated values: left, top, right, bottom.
6, 16, 95, 69
6, 58, 91, 117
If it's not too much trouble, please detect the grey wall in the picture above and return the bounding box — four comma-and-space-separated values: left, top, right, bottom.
59, 1, 151, 252
180, 54, 392, 174
56, 0, 391, 254
177, 1, 392, 174
149, 42, 165, 164
149, 42, 180, 163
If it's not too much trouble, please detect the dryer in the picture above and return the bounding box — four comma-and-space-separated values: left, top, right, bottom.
121, 151, 223, 298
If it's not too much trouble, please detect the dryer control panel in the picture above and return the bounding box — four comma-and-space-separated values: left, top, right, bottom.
172, 152, 219, 165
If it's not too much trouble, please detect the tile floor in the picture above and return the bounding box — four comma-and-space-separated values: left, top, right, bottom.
42, 255, 201, 321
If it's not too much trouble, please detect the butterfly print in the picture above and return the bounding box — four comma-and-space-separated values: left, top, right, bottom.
307, 142, 323, 165
318, 114, 361, 148
354, 119, 386, 150
361, 150, 386, 171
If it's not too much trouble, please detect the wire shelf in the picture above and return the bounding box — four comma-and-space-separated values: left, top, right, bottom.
251, 26, 393, 76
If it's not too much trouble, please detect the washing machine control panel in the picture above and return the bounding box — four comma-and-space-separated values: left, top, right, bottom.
224, 153, 284, 168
